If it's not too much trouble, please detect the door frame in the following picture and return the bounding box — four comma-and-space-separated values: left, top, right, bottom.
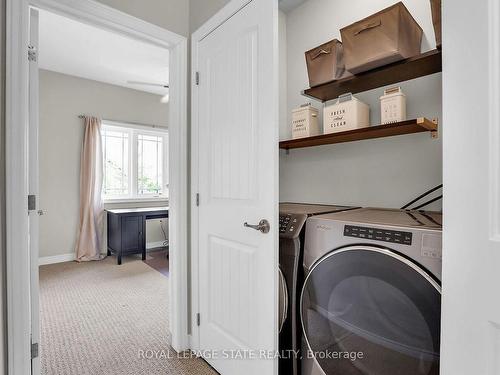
190, 0, 264, 351
5, 0, 189, 373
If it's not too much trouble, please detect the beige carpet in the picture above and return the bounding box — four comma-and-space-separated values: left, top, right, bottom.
40, 257, 217, 375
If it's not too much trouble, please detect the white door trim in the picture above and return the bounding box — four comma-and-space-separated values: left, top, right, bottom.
488, 0, 500, 242
5, 1, 188, 373
189, 0, 277, 352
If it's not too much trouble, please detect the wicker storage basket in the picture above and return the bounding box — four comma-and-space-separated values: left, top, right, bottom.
340, 2, 423, 74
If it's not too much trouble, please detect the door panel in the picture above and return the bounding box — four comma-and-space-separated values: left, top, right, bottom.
206, 29, 257, 202
208, 236, 255, 346
194, 0, 278, 374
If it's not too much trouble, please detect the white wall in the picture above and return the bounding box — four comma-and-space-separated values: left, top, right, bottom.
280, 0, 443, 210
39, 69, 169, 259
279, 10, 287, 145
189, 0, 230, 33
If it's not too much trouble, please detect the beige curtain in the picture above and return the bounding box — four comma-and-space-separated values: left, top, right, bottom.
75, 116, 105, 262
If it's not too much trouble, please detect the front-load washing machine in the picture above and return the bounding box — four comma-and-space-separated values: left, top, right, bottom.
278, 203, 357, 375
301, 208, 442, 375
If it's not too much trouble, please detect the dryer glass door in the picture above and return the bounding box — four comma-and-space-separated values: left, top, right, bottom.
301, 246, 441, 375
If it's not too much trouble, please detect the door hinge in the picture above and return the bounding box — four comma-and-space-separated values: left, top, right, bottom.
196, 193, 200, 207
28, 195, 36, 211
195, 72, 200, 86
31, 342, 39, 359
196, 313, 201, 326
28, 45, 37, 62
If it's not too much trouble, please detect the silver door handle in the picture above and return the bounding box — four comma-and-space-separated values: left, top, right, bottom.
37, 210, 44, 216
244, 219, 270, 234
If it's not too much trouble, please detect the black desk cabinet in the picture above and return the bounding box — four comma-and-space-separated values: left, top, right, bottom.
106, 207, 168, 265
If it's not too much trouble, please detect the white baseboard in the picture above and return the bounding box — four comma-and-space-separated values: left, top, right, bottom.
39, 253, 75, 265
39, 242, 166, 265
147, 241, 168, 250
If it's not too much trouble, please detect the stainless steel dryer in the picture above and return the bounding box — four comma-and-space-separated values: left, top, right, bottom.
279, 203, 356, 375
301, 208, 442, 375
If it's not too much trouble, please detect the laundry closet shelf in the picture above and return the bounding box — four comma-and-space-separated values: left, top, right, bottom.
302, 49, 442, 102
279, 118, 438, 150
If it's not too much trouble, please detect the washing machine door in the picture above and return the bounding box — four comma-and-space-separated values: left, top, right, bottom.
301, 246, 441, 375
278, 267, 288, 333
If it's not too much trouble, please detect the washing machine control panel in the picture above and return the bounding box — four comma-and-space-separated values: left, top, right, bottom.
344, 225, 413, 245
279, 214, 307, 239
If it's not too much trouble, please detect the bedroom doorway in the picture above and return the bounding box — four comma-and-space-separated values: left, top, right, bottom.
32, 6, 178, 375
6, 1, 189, 374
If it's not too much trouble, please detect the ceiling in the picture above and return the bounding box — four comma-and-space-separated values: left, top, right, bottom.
38, 9, 169, 96
279, 0, 308, 13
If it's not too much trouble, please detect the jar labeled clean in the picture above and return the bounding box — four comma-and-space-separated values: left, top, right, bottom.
323, 93, 370, 134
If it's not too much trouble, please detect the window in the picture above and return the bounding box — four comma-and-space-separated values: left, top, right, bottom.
101, 127, 130, 196
137, 134, 163, 195
101, 121, 168, 201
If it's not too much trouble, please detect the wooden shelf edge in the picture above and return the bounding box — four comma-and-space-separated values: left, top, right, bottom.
279, 118, 438, 150
303, 49, 442, 102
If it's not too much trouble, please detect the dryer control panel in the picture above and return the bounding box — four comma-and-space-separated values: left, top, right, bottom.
279, 214, 307, 239
344, 225, 413, 245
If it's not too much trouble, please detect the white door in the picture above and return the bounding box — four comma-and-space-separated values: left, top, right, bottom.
28, 7, 41, 375
192, 0, 278, 374
441, 0, 500, 374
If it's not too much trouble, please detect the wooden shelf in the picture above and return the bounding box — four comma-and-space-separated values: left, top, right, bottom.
279, 118, 438, 150
302, 49, 442, 102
